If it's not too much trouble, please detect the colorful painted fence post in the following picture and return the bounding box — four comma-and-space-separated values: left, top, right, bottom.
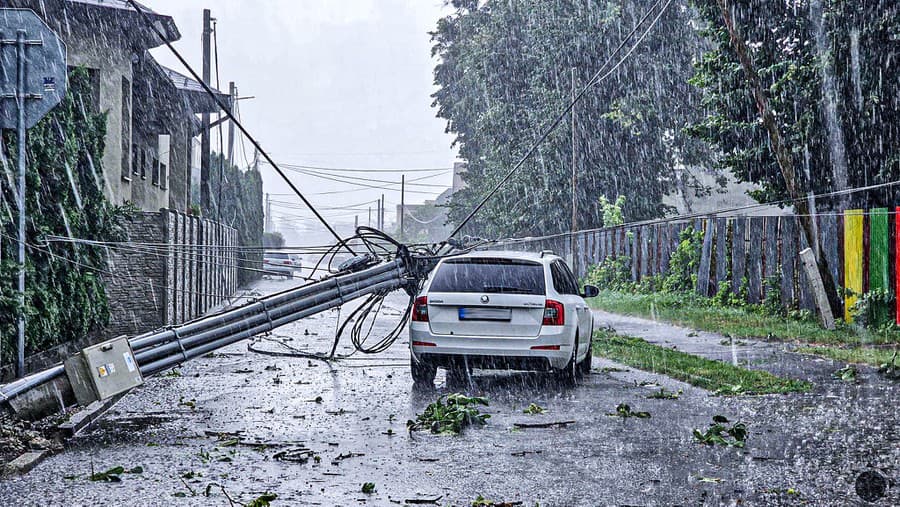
843, 209, 864, 322
868, 208, 890, 325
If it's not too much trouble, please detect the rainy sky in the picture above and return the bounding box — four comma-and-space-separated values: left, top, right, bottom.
148, 0, 459, 237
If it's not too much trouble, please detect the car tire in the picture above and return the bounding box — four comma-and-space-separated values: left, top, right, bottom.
555, 333, 578, 385
411, 357, 436, 387
578, 331, 593, 375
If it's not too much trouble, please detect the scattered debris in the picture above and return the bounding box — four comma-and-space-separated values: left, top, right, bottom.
647, 388, 682, 400
636, 380, 661, 388
608, 403, 650, 419
234, 368, 254, 374
264, 364, 281, 371
471, 495, 523, 507
696, 476, 723, 483
178, 397, 196, 410
404, 496, 442, 504
719, 338, 748, 346
163, 368, 182, 378
522, 403, 546, 415
89, 465, 142, 482
246, 492, 278, 507
596, 366, 629, 373
833, 365, 858, 382
407, 393, 490, 435
510, 450, 543, 457
693, 415, 747, 448
512, 420, 574, 429
361, 482, 376, 494
332, 451, 365, 465
273, 447, 315, 463
878, 350, 899, 380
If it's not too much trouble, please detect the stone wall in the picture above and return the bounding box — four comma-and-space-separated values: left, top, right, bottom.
105, 210, 238, 338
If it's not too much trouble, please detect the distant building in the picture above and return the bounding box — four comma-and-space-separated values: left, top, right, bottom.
663, 166, 789, 217
9, 0, 230, 212
395, 162, 465, 242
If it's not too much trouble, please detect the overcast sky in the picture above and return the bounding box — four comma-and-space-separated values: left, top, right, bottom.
148, 0, 458, 238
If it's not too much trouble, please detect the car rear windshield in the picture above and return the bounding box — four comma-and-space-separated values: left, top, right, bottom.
265, 252, 290, 260
429, 258, 545, 295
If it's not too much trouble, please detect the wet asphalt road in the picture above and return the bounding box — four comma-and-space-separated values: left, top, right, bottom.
1, 277, 898, 506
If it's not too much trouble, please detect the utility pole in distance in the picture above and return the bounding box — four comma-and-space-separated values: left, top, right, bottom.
227, 81, 235, 168
368, 206, 371, 227
400, 175, 405, 241
200, 9, 212, 213
570, 67, 577, 264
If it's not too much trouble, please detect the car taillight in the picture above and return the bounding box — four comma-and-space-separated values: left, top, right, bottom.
283, 260, 292, 265
412, 296, 428, 322
542, 299, 564, 326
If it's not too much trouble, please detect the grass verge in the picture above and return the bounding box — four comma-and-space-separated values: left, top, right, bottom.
590, 290, 900, 347
592, 329, 812, 395
794, 345, 896, 367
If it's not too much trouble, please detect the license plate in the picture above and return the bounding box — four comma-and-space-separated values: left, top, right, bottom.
458, 307, 511, 321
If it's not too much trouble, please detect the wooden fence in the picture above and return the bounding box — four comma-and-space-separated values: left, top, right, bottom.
497, 207, 900, 324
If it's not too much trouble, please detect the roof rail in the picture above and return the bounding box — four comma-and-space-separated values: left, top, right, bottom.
540, 250, 554, 258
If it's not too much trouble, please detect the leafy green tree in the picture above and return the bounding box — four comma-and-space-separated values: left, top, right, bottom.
432, 0, 712, 238
687, 0, 900, 209
209, 152, 264, 285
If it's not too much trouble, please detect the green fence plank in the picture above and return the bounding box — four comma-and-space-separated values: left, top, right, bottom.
869, 208, 890, 324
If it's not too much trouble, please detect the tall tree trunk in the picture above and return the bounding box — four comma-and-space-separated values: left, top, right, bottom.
716, 0, 842, 317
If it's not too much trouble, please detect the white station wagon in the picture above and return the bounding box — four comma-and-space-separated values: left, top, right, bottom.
409, 251, 599, 386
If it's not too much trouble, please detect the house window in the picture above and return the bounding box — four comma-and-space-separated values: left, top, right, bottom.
132, 143, 139, 176
159, 162, 168, 190
140, 149, 147, 180
121, 77, 132, 181
152, 156, 160, 186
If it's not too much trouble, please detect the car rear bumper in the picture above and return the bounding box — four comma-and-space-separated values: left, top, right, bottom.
263, 265, 294, 275
409, 323, 572, 370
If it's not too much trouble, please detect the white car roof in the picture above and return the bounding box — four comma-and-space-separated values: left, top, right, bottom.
449, 250, 558, 263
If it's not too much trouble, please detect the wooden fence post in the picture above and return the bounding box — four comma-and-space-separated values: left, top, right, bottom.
780, 216, 796, 308
697, 218, 714, 296
732, 217, 746, 296
843, 209, 864, 322
747, 217, 763, 303
800, 247, 836, 329
764, 216, 778, 298
715, 217, 727, 294
659, 224, 670, 275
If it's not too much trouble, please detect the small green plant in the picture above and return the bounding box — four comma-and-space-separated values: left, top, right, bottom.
522, 403, 546, 415
832, 365, 857, 382
246, 493, 278, 507
361, 482, 376, 494
407, 393, 490, 434
647, 388, 682, 399
850, 288, 895, 329
608, 403, 650, 419
585, 256, 633, 292
693, 415, 747, 447
661, 226, 703, 293
599, 195, 626, 227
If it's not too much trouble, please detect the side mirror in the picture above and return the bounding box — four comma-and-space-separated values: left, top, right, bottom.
581, 284, 599, 298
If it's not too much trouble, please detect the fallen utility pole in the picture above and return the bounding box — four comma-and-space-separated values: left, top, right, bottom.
0, 255, 430, 419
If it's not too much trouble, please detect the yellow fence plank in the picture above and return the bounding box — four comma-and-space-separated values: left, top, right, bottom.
843, 209, 864, 322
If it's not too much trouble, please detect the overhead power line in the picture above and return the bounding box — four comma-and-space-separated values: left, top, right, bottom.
266, 161, 453, 174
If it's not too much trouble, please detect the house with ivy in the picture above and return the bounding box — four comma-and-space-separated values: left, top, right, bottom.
1, 0, 260, 379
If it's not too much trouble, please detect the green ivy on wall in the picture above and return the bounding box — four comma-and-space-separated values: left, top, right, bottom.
0, 67, 131, 368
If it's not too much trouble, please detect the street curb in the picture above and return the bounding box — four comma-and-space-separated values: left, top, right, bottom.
56, 393, 125, 438
2, 450, 49, 477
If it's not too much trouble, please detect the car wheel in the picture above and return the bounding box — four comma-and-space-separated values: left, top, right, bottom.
555, 333, 578, 385
410, 357, 436, 387
579, 332, 593, 375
